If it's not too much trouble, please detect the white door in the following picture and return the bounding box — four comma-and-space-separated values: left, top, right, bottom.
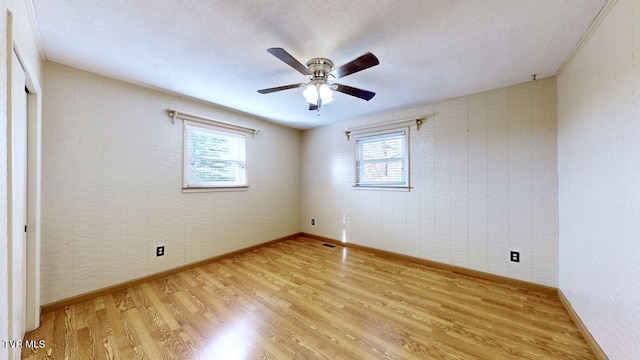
9, 50, 28, 359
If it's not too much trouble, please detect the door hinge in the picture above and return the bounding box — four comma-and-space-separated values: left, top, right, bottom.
24, 225, 27, 233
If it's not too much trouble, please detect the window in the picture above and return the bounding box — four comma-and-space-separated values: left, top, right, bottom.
184, 121, 247, 189
355, 128, 409, 188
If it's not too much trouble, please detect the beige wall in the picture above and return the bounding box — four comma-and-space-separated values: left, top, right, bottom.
557, 0, 640, 358
40, 63, 301, 304
301, 78, 558, 286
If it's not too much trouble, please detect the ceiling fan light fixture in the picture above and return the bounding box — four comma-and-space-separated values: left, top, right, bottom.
258, 48, 378, 110
303, 83, 319, 104
319, 83, 334, 104
303, 82, 333, 105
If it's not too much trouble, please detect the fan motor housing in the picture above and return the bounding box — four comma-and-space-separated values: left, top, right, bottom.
306, 58, 333, 80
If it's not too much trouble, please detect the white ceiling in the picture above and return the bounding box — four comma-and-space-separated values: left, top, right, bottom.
31, 0, 607, 129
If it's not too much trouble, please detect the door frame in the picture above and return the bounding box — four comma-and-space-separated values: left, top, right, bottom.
25, 73, 40, 332
8, 47, 28, 360
13, 45, 42, 334
6, 9, 42, 352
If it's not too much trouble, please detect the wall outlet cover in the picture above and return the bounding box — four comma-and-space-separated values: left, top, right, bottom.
510, 251, 520, 262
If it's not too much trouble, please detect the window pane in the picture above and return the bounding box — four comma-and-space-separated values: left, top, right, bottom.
185, 123, 247, 188
360, 137, 403, 160
189, 159, 244, 184
355, 129, 408, 187
360, 160, 404, 182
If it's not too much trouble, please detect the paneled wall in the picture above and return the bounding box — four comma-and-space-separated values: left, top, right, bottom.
557, 0, 640, 358
301, 78, 558, 286
41, 63, 301, 304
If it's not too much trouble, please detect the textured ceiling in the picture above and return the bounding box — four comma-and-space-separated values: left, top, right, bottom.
32, 0, 607, 129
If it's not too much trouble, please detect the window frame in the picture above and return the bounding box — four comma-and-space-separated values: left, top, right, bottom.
353, 126, 410, 190
183, 120, 248, 191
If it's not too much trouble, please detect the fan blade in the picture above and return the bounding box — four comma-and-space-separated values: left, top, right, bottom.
258, 83, 306, 94
330, 52, 379, 79
333, 84, 376, 101
267, 48, 312, 76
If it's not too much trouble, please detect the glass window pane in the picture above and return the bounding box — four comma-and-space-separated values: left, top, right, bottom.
185, 123, 247, 188
355, 129, 408, 187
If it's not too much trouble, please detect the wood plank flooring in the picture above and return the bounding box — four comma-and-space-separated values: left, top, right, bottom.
23, 237, 595, 359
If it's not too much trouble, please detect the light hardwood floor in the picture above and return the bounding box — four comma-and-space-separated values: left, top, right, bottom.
23, 237, 595, 359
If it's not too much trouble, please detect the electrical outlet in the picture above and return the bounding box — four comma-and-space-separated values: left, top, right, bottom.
311, 218, 315, 225
510, 251, 520, 262
156, 246, 165, 257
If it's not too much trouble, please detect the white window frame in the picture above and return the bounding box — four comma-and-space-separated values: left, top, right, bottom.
183, 120, 248, 191
353, 126, 410, 190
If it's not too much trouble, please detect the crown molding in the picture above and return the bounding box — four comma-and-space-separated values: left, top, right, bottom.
556, 0, 617, 78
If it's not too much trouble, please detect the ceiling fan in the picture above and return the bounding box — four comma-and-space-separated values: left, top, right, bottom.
257, 47, 379, 111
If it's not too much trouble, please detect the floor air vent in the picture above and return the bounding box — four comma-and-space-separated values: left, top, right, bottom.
322, 243, 336, 248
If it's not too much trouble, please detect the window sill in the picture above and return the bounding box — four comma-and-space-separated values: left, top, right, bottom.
183, 186, 249, 193
353, 185, 411, 192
